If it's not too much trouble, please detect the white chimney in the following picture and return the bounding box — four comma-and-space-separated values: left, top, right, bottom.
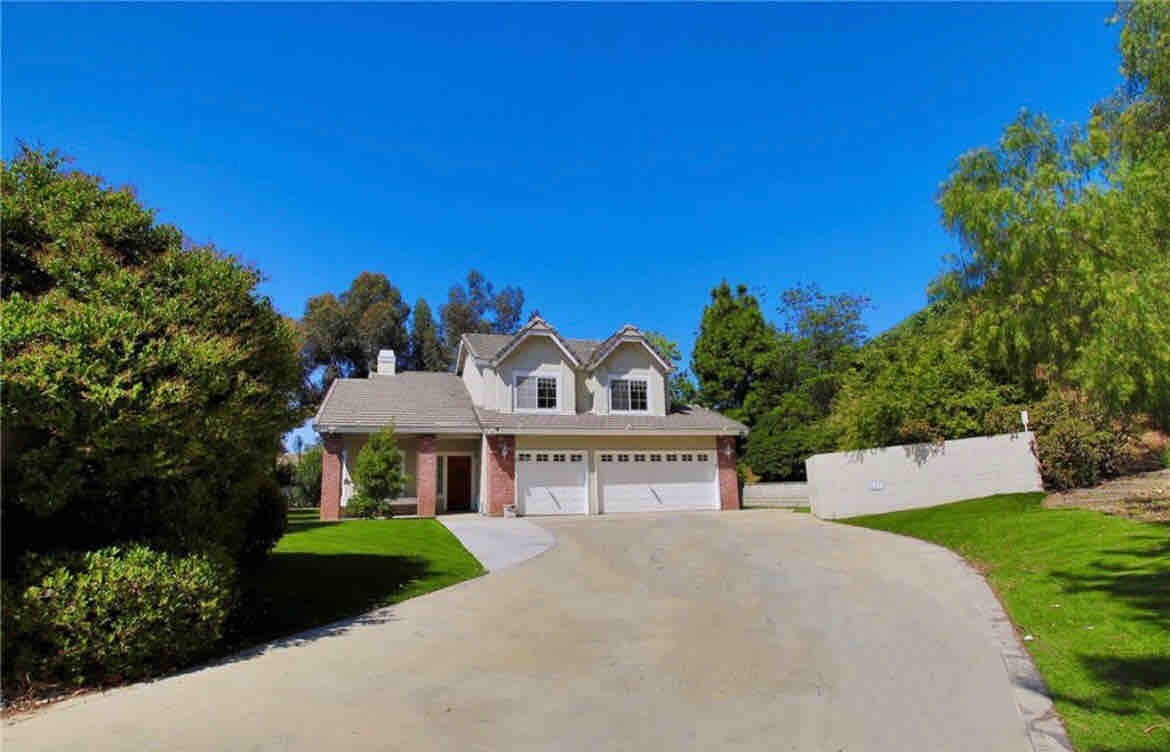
377, 349, 396, 375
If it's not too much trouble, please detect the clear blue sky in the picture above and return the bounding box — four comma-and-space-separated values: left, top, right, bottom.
4, 2, 1119, 366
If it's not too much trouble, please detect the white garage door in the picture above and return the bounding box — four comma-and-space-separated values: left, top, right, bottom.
598, 450, 718, 513
517, 451, 588, 516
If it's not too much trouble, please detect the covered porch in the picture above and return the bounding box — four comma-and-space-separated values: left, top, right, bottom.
319, 432, 485, 520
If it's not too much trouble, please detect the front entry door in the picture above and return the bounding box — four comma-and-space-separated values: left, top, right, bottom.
446, 456, 472, 512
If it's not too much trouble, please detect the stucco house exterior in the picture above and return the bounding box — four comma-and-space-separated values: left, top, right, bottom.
313, 317, 747, 520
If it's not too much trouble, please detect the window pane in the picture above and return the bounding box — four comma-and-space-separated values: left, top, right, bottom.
516, 375, 537, 409
630, 380, 648, 411
611, 379, 630, 411
518, 374, 557, 410
537, 377, 557, 409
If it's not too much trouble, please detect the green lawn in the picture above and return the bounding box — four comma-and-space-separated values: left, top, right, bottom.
844, 493, 1169, 752
235, 509, 484, 643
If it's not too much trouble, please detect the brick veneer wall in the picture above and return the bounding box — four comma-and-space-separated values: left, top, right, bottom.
416, 435, 438, 518
319, 434, 344, 521
485, 434, 516, 516
717, 435, 740, 511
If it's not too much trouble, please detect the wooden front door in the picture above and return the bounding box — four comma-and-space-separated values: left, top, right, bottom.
445, 456, 472, 512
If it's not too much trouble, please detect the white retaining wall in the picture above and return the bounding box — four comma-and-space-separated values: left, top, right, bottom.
743, 482, 809, 507
805, 432, 1043, 519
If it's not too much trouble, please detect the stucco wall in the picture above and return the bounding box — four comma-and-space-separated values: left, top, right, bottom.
805, 432, 1043, 520
461, 356, 485, 406
589, 342, 667, 416
494, 337, 576, 414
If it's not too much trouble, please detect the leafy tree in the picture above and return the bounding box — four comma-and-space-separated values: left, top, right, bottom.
829, 305, 1015, 449
350, 426, 409, 518
644, 330, 698, 407
935, 3, 1170, 424
291, 444, 324, 508
439, 270, 525, 360
1, 146, 304, 564
778, 283, 871, 376
408, 297, 447, 371
743, 395, 837, 481
302, 272, 410, 391
691, 283, 781, 424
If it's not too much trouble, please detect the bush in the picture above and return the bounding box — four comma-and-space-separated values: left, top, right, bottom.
745, 397, 836, 481
290, 444, 324, 508
238, 476, 288, 569
345, 493, 388, 519
985, 390, 1130, 490
3, 546, 235, 689
1, 147, 305, 568
353, 426, 408, 503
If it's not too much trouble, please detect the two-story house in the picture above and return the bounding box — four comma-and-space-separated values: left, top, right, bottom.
313, 317, 747, 520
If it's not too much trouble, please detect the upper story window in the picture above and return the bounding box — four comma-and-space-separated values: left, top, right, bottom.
516, 373, 558, 411
610, 378, 648, 412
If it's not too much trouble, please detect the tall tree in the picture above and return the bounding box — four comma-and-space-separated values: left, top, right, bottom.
439, 270, 525, 360
935, 2, 1170, 424
408, 297, 447, 372
301, 272, 410, 391
644, 330, 698, 408
690, 283, 781, 424
1, 146, 304, 563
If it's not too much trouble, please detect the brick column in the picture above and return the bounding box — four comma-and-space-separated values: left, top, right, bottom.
717, 435, 740, 511
416, 435, 438, 518
320, 434, 344, 521
485, 434, 516, 516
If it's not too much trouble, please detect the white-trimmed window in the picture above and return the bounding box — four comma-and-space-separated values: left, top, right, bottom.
610, 378, 649, 412
515, 372, 558, 411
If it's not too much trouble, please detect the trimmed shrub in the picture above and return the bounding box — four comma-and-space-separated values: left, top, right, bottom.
345, 493, 387, 519
3, 546, 235, 688
290, 444, 324, 508
353, 426, 408, 504
238, 476, 288, 569
985, 390, 1130, 490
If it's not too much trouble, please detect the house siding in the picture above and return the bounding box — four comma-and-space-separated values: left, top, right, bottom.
495, 337, 576, 414
589, 341, 667, 416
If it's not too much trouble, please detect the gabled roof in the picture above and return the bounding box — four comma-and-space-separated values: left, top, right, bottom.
314, 372, 480, 434
461, 333, 600, 366
490, 315, 583, 368
458, 319, 671, 373
587, 324, 673, 372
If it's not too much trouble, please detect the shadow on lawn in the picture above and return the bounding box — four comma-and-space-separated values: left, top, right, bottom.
1048, 534, 1170, 630
228, 551, 432, 653
1045, 534, 1170, 751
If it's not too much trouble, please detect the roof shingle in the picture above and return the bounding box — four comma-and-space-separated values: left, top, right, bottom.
314, 372, 481, 433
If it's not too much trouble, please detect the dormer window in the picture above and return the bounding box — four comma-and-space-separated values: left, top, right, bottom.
515, 372, 558, 411
610, 378, 648, 412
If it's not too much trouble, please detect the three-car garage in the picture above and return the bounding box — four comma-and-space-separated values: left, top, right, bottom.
516, 448, 720, 515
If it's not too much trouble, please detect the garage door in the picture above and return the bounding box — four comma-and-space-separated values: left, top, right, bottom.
517, 451, 588, 516
597, 450, 718, 513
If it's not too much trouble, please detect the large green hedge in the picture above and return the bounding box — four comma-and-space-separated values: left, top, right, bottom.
3, 546, 235, 687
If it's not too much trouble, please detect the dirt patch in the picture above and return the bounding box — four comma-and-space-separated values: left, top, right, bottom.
1045, 469, 1170, 524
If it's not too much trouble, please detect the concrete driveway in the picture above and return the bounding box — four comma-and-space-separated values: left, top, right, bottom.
4, 511, 1042, 751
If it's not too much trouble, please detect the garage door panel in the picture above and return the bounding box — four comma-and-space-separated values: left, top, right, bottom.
598, 451, 718, 513
518, 451, 588, 516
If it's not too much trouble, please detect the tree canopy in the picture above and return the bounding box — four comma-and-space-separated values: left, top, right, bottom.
408, 297, 447, 372
439, 270, 525, 361
935, 1, 1170, 424
301, 272, 410, 392
1, 146, 304, 564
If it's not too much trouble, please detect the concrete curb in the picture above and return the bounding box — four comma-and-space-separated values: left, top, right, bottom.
924, 542, 1075, 752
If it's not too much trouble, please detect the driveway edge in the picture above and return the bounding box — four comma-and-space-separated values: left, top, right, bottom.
440, 515, 555, 572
